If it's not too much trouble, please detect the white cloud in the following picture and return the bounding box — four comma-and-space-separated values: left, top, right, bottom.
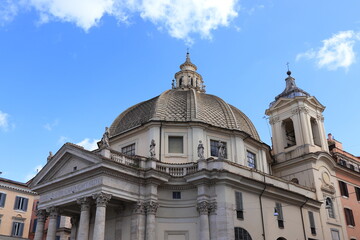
0, 0, 20, 26
77, 138, 99, 150
138, 0, 238, 42
0, 111, 10, 131
58, 136, 69, 145
43, 119, 59, 131
0, 0, 239, 42
297, 30, 360, 70
24, 164, 43, 182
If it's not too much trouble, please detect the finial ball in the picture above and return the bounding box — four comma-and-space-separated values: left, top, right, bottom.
287, 70, 291, 76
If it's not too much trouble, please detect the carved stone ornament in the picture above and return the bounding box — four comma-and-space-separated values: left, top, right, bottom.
197, 140, 204, 159
208, 202, 217, 215
269, 116, 280, 125
47, 206, 59, 219
149, 139, 156, 158
77, 197, 91, 211
36, 209, 47, 222
100, 127, 110, 148
292, 107, 309, 115
197, 201, 210, 215
145, 200, 159, 215
93, 192, 112, 207
133, 201, 146, 215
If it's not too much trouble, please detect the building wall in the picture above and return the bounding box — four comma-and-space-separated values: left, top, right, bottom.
0, 179, 36, 239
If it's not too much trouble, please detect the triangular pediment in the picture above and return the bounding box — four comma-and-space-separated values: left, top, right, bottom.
30, 143, 102, 188
268, 98, 294, 111
305, 96, 325, 110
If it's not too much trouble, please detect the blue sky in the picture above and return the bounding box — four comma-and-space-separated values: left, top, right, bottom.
1, 0, 360, 182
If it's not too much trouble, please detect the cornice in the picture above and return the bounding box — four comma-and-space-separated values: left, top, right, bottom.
0, 183, 37, 195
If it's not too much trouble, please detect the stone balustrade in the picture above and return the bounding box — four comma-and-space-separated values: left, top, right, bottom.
156, 162, 198, 177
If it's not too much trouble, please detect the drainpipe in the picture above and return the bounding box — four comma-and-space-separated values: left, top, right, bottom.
300, 198, 308, 240
259, 175, 267, 240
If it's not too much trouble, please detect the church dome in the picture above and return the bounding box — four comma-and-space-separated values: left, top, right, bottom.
109, 53, 260, 141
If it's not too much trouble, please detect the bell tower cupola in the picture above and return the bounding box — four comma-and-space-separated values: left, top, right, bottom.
265, 71, 328, 163
172, 52, 205, 92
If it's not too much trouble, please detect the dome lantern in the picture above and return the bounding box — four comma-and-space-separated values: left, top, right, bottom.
174, 51, 205, 92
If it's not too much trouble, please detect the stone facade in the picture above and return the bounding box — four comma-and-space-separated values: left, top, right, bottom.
29, 55, 352, 240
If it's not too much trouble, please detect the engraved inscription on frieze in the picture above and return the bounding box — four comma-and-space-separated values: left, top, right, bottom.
41, 178, 102, 202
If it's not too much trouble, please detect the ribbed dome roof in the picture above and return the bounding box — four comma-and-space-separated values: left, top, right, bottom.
109, 53, 260, 141
109, 88, 260, 140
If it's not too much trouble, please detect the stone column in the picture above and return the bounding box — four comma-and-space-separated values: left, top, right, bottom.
197, 201, 210, 240
34, 209, 47, 240
92, 193, 112, 240
70, 216, 79, 240
208, 202, 217, 240
46, 207, 59, 240
77, 197, 91, 240
131, 201, 146, 240
145, 200, 159, 240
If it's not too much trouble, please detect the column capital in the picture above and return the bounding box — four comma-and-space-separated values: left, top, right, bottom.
47, 206, 59, 219
208, 202, 217, 215
197, 201, 210, 215
93, 193, 112, 207
133, 201, 146, 215
77, 197, 91, 211
36, 209, 48, 222
145, 200, 159, 215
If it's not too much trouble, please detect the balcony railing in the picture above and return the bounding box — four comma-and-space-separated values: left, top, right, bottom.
156, 162, 198, 177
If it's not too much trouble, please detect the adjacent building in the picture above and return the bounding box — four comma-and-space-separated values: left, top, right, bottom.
0, 177, 37, 239
29, 54, 352, 240
328, 134, 360, 240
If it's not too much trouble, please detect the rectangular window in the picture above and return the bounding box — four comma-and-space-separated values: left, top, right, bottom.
339, 159, 346, 166
276, 202, 284, 228
14, 196, 28, 211
339, 181, 349, 197
355, 187, 360, 201
235, 191, 244, 219
12, 222, 24, 237
32, 219, 37, 233
121, 143, 135, 156
344, 208, 355, 226
0, 193, 6, 207
247, 151, 256, 169
331, 229, 340, 240
308, 211, 316, 235
56, 215, 61, 229
172, 192, 181, 199
210, 140, 227, 158
168, 136, 184, 153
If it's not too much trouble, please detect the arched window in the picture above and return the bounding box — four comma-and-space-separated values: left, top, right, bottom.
325, 197, 335, 218
291, 178, 299, 184
234, 227, 252, 240
310, 117, 321, 146
277, 238, 287, 240
282, 118, 296, 148
179, 77, 183, 87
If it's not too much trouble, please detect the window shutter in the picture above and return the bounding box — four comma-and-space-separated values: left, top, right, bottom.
19, 223, 24, 237
23, 198, 28, 211
11, 222, 16, 236
355, 187, 360, 201
14, 196, 20, 209
0, 193, 6, 207
308, 211, 315, 228
235, 192, 243, 210
276, 202, 283, 220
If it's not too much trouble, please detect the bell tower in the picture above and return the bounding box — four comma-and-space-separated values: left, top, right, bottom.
265, 71, 328, 163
